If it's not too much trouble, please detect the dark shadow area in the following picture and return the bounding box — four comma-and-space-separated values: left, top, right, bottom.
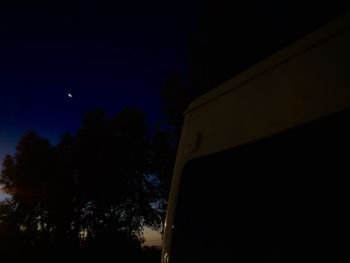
171, 108, 350, 262
143, 246, 163, 263
1, 2, 350, 262
189, 1, 350, 95
0, 108, 163, 263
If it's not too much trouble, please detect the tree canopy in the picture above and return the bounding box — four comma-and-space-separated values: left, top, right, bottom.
0, 108, 162, 262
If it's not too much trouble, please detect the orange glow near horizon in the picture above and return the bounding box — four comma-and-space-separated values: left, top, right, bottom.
143, 227, 162, 247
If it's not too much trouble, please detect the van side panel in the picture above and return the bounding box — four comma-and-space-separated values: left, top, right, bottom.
162, 12, 350, 263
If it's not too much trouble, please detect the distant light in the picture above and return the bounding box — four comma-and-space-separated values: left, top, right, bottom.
68, 93, 73, 98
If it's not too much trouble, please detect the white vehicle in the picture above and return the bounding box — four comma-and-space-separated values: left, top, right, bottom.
162, 12, 350, 263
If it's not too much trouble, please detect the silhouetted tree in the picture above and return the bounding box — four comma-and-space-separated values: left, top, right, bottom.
73, 108, 161, 243
0, 132, 54, 260
0, 108, 162, 262
150, 73, 194, 226
160, 73, 193, 137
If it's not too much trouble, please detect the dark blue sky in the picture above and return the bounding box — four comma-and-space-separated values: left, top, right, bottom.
0, 1, 201, 162
2, 0, 350, 164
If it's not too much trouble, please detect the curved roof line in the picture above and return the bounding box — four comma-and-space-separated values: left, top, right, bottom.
185, 11, 350, 115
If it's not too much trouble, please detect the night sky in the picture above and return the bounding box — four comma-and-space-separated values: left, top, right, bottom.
1, 0, 350, 246
0, 1, 203, 245
0, 0, 201, 164
2, 0, 350, 171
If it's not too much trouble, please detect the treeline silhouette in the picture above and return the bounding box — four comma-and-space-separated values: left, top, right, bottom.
0, 108, 167, 262
2, 3, 349, 262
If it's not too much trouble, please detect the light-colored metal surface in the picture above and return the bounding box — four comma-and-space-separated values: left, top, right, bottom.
162, 12, 350, 262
